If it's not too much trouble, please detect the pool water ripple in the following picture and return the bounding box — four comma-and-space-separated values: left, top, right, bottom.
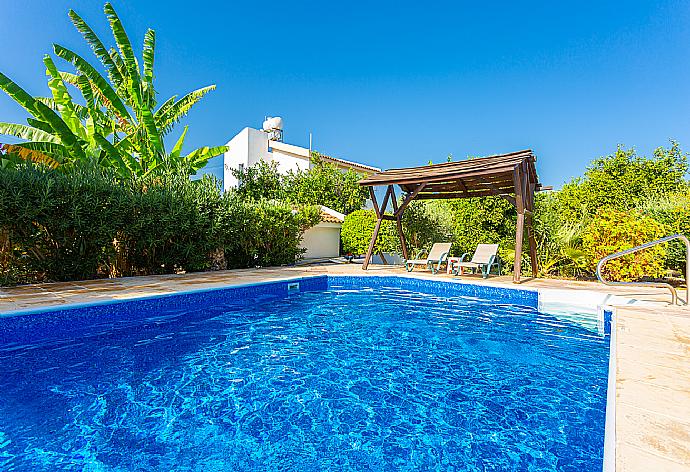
0, 285, 608, 471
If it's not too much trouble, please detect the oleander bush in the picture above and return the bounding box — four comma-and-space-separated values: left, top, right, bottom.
0, 166, 319, 285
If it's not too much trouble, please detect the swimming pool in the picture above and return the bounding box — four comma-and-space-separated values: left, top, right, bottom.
0, 276, 609, 471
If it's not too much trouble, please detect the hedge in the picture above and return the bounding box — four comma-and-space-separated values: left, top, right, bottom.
0, 166, 320, 285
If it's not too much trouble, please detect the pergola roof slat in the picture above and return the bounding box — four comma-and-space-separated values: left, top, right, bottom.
359, 149, 542, 284
359, 150, 538, 192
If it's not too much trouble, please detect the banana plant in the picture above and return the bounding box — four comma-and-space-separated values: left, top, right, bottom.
58, 3, 225, 175
0, 2, 226, 178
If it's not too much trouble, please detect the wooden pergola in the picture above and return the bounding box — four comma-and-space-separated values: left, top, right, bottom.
358, 149, 544, 283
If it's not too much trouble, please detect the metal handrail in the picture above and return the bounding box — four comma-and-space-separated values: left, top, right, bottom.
596, 234, 689, 306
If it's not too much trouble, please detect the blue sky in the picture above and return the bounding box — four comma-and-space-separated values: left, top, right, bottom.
1, 1, 689, 187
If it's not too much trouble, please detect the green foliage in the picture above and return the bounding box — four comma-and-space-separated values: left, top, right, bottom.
581, 209, 667, 282
556, 143, 688, 221
448, 196, 517, 263
340, 209, 399, 255
340, 202, 455, 257
0, 166, 319, 285
233, 156, 369, 214
232, 160, 285, 201
401, 201, 455, 252
0, 3, 226, 178
222, 200, 320, 268
283, 153, 369, 214
532, 193, 587, 277
637, 192, 690, 276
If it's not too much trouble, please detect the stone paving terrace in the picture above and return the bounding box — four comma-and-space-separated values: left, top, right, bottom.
0, 264, 688, 471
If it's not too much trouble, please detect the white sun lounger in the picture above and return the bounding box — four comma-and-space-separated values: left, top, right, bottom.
452, 244, 500, 278
405, 242, 452, 274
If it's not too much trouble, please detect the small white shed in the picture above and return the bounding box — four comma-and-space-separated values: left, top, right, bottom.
300, 206, 344, 259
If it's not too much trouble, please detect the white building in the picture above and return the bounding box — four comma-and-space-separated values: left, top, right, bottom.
223, 118, 380, 260
222, 118, 380, 192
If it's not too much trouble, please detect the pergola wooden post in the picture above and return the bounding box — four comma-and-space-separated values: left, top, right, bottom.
359, 150, 544, 283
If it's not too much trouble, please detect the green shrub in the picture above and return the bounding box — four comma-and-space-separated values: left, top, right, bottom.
0, 166, 319, 285
341, 202, 455, 257
532, 193, 587, 277
402, 201, 455, 252
581, 208, 667, 281
556, 142, 688, 222
221, 199, 320, 268
341, 209, 399, 255
448, 196, 517, 264
638, 192, 690, 276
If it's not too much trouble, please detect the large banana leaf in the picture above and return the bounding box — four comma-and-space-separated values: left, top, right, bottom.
104, 3, 138, 75
33, 100, 86, 160
154, 95, 177, 116
0, 122, 60, 143
53, 44, 132, 126
142, 29, 155, 96
155, 85, 216, 135
93, 132, 139, 178
44, 55, 87, 141
58, 71, 81, 86
183, 145, 227, 173
16, 141, 70, 162
169, 126, 188, 160
68, 8, 124, 89
0, 71, 39, 116
26, 118, 54, 133
0, 143, 60, 169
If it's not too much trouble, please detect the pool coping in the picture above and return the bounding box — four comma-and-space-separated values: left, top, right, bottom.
603, 306, 618, 472
0, 271, 651, 319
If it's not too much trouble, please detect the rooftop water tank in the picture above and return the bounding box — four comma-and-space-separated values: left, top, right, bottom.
262, 116, 283, 131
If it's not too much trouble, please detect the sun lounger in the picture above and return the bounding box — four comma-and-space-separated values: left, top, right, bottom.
452, 244, 500, 278
405, 242, 452, 274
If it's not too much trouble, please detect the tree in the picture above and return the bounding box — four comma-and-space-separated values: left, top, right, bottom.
556, 142, 688, 222
231, 154, 369, 214
0, 3, 226, 178
283, 154, 369, 214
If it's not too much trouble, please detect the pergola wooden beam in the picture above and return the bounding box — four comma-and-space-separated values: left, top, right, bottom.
359, 149, 543, 283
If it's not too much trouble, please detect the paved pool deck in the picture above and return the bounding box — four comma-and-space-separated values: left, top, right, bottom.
0, 263, 688, 471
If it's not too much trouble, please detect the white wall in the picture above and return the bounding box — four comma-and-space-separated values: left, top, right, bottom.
223, 128, 251, 191
268, 141, 311, 174
223, 128, 313, 191
300, 223, 341, 259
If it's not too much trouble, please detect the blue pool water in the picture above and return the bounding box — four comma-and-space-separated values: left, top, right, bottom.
0, 277, 608, 471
